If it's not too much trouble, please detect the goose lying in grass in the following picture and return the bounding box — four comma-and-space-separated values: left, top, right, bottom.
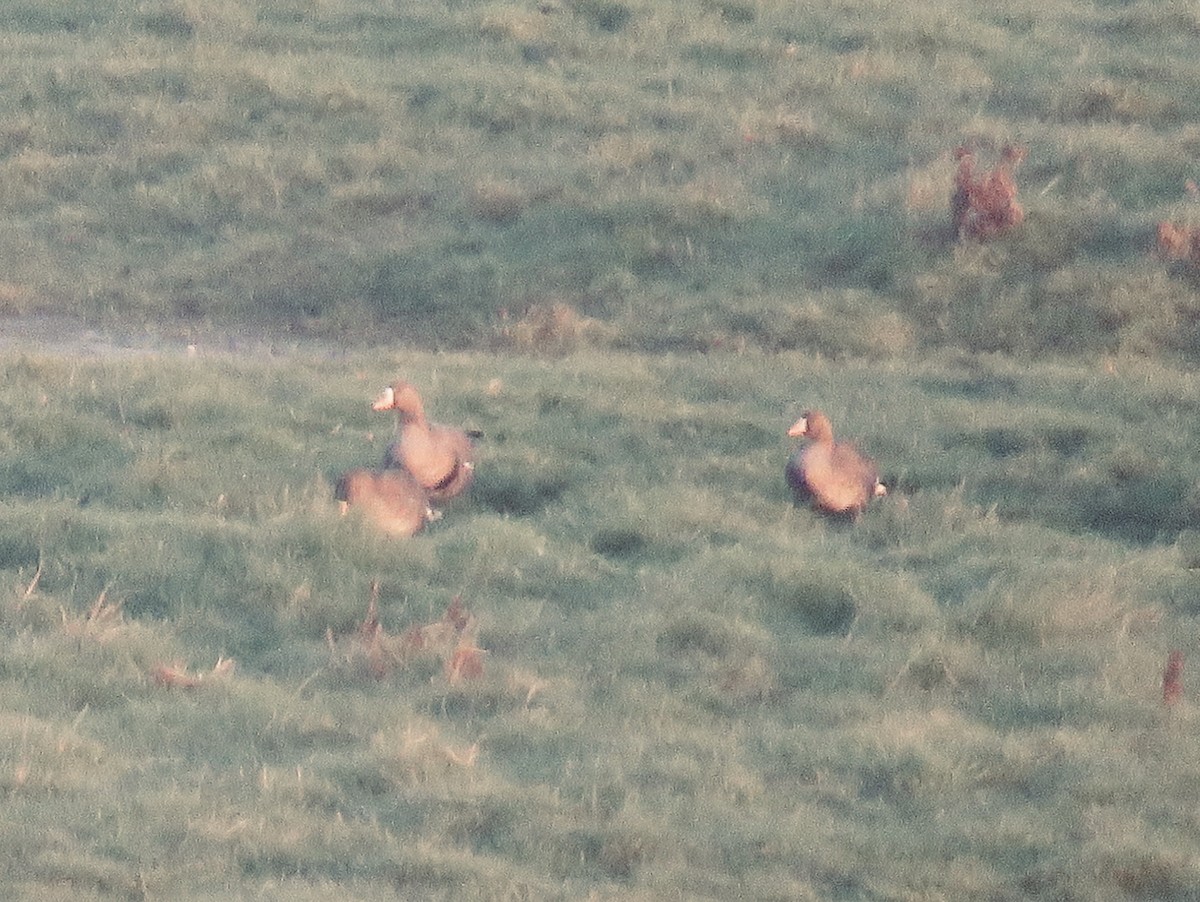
372, 380, 475, 502
335, 468, 433, 537
785, 410, 886, 516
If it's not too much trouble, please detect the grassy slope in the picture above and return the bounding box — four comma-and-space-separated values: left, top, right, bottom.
0, 0, 1199, 355
3, 0, 1200, 898
1, 346, 1199, 899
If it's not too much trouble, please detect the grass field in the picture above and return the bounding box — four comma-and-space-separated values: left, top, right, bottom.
1, 346, 1199, 899
4, 0, 1200, 898
1, 0, 1200, 355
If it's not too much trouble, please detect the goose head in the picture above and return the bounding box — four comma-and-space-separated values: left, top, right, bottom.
787, 410, 834, 443
372, 380, 427, 424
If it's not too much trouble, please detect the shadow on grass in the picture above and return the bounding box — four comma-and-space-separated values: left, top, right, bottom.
761, 574, 858, 638
473, 471, 569, 517
589, 527, 647, 559
1076, 476, 1200, 544
977, 457, 1200, 546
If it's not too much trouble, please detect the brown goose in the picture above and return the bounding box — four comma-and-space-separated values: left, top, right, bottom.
335, 468, 433, 537
372, 380, 476, 502
785, 410, 886, 515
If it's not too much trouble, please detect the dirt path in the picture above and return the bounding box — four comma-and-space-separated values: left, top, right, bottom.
0, 315, 354, 360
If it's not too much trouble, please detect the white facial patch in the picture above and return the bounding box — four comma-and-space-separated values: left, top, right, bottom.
371, 386, 396, 411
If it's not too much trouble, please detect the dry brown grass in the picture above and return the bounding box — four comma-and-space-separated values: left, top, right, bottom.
150, 657, 236, 689
60, 589, 126, 645
372, 717, 480, 785
329, 583, 486, 684
494, 301, 610, 354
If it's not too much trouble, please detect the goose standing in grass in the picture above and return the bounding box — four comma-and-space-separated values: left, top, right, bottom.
335, 468, 434, 537
372, 380, 475, 502
785, 410, 886, 516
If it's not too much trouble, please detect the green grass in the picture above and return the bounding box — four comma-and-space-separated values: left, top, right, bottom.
0, 347, 1199, 899
4, 0, 1200, 897
2, 0, 1200, 356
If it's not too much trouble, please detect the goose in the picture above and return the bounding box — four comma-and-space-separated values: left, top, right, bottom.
335, 468, 433, 537
785, 410, 886, 516
372, 380, 475, 502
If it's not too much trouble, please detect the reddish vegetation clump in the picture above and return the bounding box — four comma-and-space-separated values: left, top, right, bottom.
445, 645, 486, 685
1156, 221, 1200, 266
951, 144, 1027, 240
332, 583, 486, 684
1163, 650, 1185, 706
443, 594, 471, 632
151, 657, 235, 690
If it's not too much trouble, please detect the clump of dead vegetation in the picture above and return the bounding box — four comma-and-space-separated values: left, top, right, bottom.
329, 582, 486, 684
1156, 221, 1200, 267
494, 301, 610, 355
951, 144, 1027, 241
14, 571, 235, 691
372, 717, 481, 785
150, 657, 236, 689
1163, 650, 1184, 706
60, 589, 126, 645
